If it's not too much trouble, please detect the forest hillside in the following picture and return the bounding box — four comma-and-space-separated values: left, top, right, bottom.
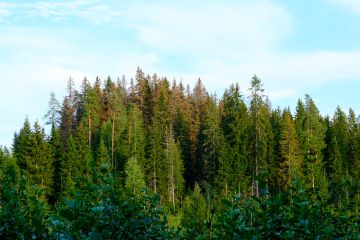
0, 68, 359, 239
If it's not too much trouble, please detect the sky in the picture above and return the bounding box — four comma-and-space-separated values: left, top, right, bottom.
1, 0, 360, 148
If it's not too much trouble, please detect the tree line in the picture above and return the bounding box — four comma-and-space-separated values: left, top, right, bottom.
0, 67, 359, 238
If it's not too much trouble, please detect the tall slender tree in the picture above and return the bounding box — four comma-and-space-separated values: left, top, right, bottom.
248, 75, 273, 196
164, 129, 184, 209
302, 95, 328, 197
278, 109, 303, 191
219, 83, 249, 195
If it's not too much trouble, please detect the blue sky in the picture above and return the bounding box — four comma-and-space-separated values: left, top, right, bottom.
1, 0, 360, 147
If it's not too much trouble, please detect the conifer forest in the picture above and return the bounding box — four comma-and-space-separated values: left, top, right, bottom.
0, 68, 359, 239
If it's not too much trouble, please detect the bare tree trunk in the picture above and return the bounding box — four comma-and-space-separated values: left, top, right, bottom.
112, 112, 115, 169
88, 112, 91, 148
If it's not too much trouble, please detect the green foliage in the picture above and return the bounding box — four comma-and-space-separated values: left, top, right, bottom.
219, 83, 249, 195
164, 129, 185, 209
199, 96, 223, 186
181, 183, 208, 239
279, 109, 303, 191
213, 185, 360, 239
13, 120, 53, 198
302, 95, 328, 197
249, 76, 275, 197
48, 173, 175, 239
1, 70, 359, 239
0, 175, 49, 239
125, 157, 146, 197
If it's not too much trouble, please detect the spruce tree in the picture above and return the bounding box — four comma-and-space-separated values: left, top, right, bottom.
270, 107, 282, 192
125, 157, 146, 197
164, 129, 184, 209
48, 125, 62, 202
13, 118, 32, 171
332, 107, 350, 174
126, 103, 146, 169
302, 95, 328, 197
189, 79, 209, 184
13, 119, 53, 198
147, 81, 170, 195
172, 81, 193, 189
95, 137, 110, 181
279, 109, 303, 191
32, 121, 53, 197
248, 76, 273, 196
348, 109, 360, 206
199, 96, 223, 187
219, 83, 249, 195
78, 78, 101, 150
135, 67, 154, 127
44, 92, 61, 127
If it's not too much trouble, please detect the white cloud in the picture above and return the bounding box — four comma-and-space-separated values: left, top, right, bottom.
0, 3, 11, 21
190, 50, 360, 95
329, 0, 360, 13
127, 1, 292, 59
0, 0, 124, 24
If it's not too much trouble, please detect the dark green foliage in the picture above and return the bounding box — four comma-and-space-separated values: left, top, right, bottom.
13, 120, 53, 198
48, 173, 175, 239
278, 109, 303, 191
248, 76, 274, 196
48, 126, 62, 202
199, 96, 223, 186
1, 69, 359, 238
302, 95, 328, 197
181, 183, 208, 238
125, 156, 145, 196
218, 84, 249, 196
213, 186, 360, 239
0, 174, 49, 239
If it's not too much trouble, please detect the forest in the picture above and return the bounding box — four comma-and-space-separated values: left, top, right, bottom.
0, 67, 359, 239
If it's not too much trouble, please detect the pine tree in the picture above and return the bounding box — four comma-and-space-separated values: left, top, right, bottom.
219, 83, 249, 195
172, 81, 193, 189
181, 183, 207, 238
61, 127, 92, 194
0, 147, 19, 187
147, 81, 170, 194
32, 121, 53, 197
44, 92, 61, 127
189, 79, 209, 184
332, 107, 350, 174
60, 97, 75, 148
199, 96, 223, 187
95, 137, 110, 181
79, 78, 101, 149
109, 80, 127, 172
279, 109, 303, 191
248, 75, 273, 196
302, 95, 328, 197
270, 107, 282, 192
348, 109, 360, 204
48, 125, 62, 202
135, 67, 154, 127
126, 103, 145, 168
13, 118, 32, 171
295, 99, 306, 149
164, 129, 184, 209
59, 78, 78, 148
13, 119, 53, 198
125, 157, 146, 197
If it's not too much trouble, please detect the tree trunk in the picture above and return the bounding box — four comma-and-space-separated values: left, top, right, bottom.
88, 112, 91, 148
112, 112, 115, 169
